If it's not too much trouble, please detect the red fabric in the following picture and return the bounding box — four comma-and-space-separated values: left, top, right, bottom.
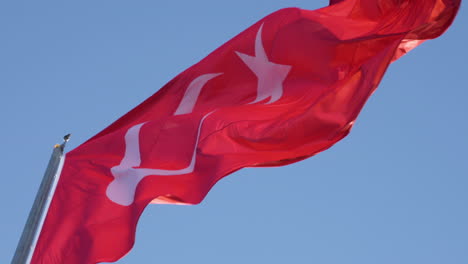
32, 0, 460, 263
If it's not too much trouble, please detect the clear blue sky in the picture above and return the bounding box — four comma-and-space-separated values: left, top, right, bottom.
1, 1, 467, 263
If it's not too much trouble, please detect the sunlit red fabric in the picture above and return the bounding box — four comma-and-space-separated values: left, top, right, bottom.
32, 0, 460, 263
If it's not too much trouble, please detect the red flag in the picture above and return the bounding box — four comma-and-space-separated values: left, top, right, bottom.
32, 0, 460, 263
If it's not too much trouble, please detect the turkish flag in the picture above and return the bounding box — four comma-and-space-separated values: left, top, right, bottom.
32, 0, 460, 263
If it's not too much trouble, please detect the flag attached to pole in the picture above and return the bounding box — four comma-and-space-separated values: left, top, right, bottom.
31, 0, 460, 263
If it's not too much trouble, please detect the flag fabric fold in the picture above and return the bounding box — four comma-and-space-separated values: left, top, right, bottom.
32, 0, 460, 263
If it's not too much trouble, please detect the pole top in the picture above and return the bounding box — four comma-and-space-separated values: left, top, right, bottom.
54, 134, 71, 151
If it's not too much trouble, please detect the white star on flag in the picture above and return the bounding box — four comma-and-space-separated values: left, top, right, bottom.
236, 24, 292, 104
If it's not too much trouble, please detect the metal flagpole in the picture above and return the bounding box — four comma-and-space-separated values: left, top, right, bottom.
11, 134, 71, 264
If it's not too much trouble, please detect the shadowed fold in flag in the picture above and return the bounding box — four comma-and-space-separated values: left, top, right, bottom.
31, 0, 460, 263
